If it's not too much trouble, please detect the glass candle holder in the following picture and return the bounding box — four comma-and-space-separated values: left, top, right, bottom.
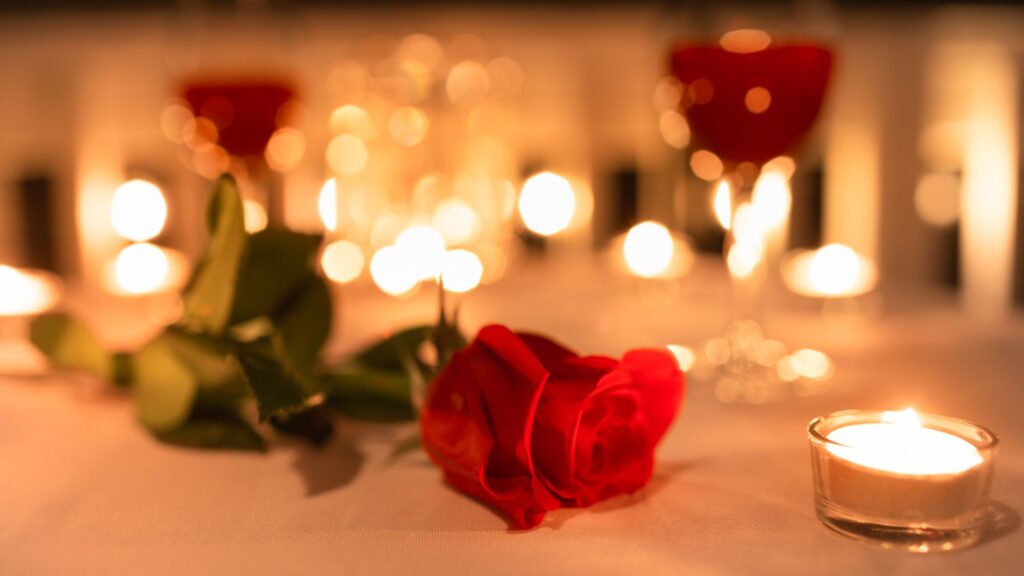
807, 409, 997, 552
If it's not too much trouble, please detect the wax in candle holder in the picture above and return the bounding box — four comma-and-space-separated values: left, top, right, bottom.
807, 409, 997, 552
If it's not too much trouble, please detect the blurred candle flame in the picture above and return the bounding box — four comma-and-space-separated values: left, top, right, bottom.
111, 179, 167, 242
518, 172, 576, 236
0, 265, 62, 316
623, 221, 674, 278
781, 243, 879, 298
712, 180, 732, 230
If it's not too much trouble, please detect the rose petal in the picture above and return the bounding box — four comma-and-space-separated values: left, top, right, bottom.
530, 356, 616, 500
616, 349, 685, 443
516, 332, 579, 370
421, 325, 559, 528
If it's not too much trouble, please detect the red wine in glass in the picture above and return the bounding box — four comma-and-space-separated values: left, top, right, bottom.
670, 41, 833, 167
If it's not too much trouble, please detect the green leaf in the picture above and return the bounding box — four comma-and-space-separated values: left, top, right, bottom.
275, 277, 332, 373
234, 334, 311, 422
351, 326, 433, 372
162, 327, 244, 388
270, 404, 334, 447
158, 417, 266, 452
133, 335, 198, 433
230, 229, 322, 324
180, 174, 247, 335
29, 313, 112, 381
322, 366, 415, 422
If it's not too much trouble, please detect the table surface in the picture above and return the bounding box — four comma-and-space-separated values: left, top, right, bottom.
2, 255, 1023, 576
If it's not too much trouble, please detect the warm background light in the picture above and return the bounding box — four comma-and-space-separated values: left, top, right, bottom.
321, 239, 364, 284
712, 180, 732, 230
719, 28, 772, 54
395, 225, 447, 281
751, 170, 791, 230
782, 244, 879, 298
441, 249, 484, 293
389, 106, 429, 146
326, 134, 369, 175
432, 198, 481, 246
109, 243, 189, 296
319, 179, 338, 232
370, 245, 418, 297
243, 200, 268, 234
111, 179, 167, 242
518, 172, 576, 236
0, 266, 62, 316
623, 221, 674, 278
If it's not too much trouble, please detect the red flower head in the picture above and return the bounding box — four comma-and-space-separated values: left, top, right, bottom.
421, 325, 685, 529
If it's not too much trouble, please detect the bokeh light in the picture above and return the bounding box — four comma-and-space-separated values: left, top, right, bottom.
111, 179, 168, 242
751, 170, 791, 230
370, 245, 419, 297
441, 249, 484, 293
319, 179, 338, 232
395, 225, 447, 281
782, 244, 879, 298
486, 57, 524, 99
265, 127, 306, 172
653, 76, 684, 112
0, 265, 61, 316
744, 87, 772, 114
690, 150, 723, 181
659, 110, 691, 149
719, 28, 772, 54
666, 344, 696, 371
447, 61, 490, 107
321, 239, 365, 284
727, 237, 764, 280
810, 244, 862, 296
329, 104, 376, 139
518, 172, 576, 236
160, 101, 193, 144
389, 106, 429, 146
432, 198, 481, 246
243, 200, 268, 234
326, 134, 369, 175
113, 243, 170, 295
791, 348, 835, 381
712, 180, 732, 230
623, 221, 674, 278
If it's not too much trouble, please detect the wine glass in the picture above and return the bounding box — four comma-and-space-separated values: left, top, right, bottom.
668, 2, 836, 401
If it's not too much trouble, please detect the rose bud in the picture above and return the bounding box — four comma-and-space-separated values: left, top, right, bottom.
421, 325, 685, 529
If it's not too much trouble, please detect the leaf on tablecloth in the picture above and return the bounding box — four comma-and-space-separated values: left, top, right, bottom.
29, 313, 113, 381
158, 415, 267, 452
270, 404, 335, 447
351, 326, 433, 372
179, 174, 247, 335
321, 366, 416, 422
233, 333, 311, 422
133, 335, 199, 433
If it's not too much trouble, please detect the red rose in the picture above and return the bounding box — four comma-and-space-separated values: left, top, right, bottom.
420, 325, 685, 529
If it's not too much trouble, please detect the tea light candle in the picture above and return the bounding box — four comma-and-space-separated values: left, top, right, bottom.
808, 409, 997, 552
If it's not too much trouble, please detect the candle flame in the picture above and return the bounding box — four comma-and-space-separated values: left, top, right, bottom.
882, 408, 921, 427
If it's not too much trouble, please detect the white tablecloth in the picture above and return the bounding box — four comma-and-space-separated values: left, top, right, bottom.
2, 256, 1023, 575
